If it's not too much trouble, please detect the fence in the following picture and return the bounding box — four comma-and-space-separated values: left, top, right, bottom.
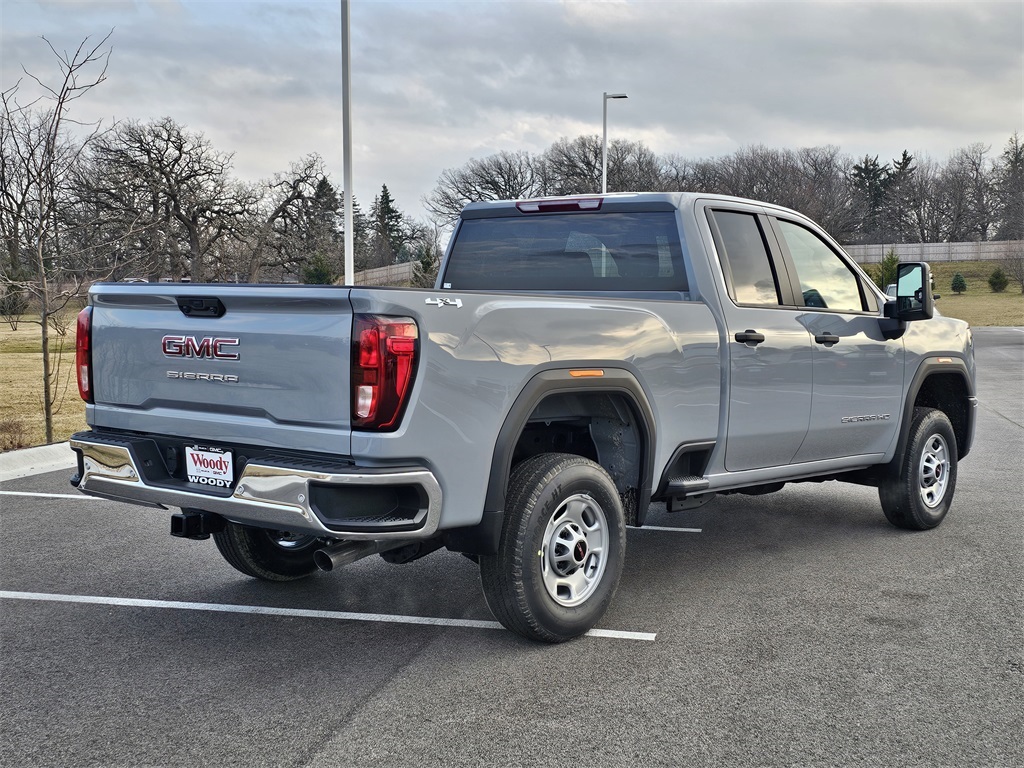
352, 262, 416, 286
843, 241, 1021, 264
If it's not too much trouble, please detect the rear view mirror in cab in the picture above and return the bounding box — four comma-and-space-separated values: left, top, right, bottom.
885, 262, 934, 321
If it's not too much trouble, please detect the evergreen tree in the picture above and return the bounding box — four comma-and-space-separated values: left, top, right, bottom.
368, 184, 407, 265
988, 268, 1008, 293
852, 155, 889, 242
880, 151, 916, 243
873, 248, 901, 290
301, 251, 338, 284
339, 192, 370, 272
951, 273, 967, 294
994, 133, 1024, 240
302, 177, 343, 276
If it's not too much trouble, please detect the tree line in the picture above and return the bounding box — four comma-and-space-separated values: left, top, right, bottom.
426, 134, 1024, 246
0, 34, 436, 441
2, 34, 1021, 441
2, 104, 439, 288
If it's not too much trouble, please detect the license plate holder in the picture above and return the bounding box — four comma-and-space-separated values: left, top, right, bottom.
185, 445, 234, 489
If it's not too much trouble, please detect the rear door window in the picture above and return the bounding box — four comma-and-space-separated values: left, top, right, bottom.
708, 210, 782, 306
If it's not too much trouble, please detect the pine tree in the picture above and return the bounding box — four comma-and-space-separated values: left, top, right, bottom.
988, 268, 1008, 293
994, 133, 1024, 240
339, 192, 370, 272
369, 184, 407, 265
301, 251, 338, 284
874, 249, 900, 290
852, 155, 890, 242
951, 273, 967, 294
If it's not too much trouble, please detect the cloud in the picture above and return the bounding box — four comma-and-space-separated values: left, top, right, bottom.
2, 0, 1021, 219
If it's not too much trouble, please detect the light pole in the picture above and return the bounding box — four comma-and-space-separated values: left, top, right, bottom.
602, 92, 628, 194
341, 0, 354, 285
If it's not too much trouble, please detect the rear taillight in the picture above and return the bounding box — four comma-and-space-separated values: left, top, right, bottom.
76, 306, 93, 403
351, 314, 418, 430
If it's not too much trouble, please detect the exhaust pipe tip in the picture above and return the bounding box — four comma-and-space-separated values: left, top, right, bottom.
314, 539, 417, 572
313, 548, 339, 572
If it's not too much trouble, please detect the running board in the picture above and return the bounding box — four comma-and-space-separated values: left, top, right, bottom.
665, 476, 713, 513
665, 476, 711, 496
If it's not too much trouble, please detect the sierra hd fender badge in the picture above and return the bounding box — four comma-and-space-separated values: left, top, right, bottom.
425, 297, 463, 308
841, 414, 891, 424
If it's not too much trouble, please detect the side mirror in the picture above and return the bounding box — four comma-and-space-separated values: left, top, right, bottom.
884, 262, 933, 321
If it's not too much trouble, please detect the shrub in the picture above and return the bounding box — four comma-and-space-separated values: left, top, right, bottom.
301, 252, 339, 284
0, 286, 30, 330
988, 267, 1008, 293
873, 249, 900, 291
0, 419, 29, 452
951, 273, 967, 294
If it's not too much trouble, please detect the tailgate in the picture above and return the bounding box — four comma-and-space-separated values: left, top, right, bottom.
88, 284, 353, 456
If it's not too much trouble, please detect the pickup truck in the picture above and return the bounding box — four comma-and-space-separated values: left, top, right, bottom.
70, 192, 977, 642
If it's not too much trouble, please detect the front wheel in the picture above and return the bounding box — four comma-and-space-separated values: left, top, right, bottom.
212, 521, 323, 581
879, 407, 958, 530
480, 453, 626, 643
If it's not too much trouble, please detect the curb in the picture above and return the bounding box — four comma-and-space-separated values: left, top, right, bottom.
0, 442, 76, 482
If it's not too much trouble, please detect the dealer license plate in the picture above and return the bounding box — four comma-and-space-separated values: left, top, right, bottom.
185, 445, 234, 488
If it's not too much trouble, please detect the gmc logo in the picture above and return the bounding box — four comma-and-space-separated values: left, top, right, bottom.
162, 335, 240, 360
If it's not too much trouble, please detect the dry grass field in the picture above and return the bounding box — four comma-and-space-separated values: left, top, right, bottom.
0, 323, 86, 450
0, 261, 1020, 450
926, 260, 1024, 327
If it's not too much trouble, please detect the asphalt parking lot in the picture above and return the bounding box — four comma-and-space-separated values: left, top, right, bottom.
1, 327, 1021, 768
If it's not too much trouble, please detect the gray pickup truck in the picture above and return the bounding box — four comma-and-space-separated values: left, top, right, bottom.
70, 192, 977, 642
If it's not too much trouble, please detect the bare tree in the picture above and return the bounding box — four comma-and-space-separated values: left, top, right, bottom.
791, 145, 859, 242
241, 154, 337, 282
84, 117, 256, 281
604, 139, 665, 192
408, 219, 444, 288
939, 144, 995, 242
908, 155, 945, 243
997, 240, 1024, 294
425, 150, 540, 224
541, 135, 604, 196
0, 32, 113, 443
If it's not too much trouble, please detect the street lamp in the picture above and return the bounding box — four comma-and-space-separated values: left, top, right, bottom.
602, 92, 628, 194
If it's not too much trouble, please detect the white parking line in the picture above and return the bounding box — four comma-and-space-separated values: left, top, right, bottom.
0, 590, 657, 642
634, 526, 702, 533
0, 491, 101, 501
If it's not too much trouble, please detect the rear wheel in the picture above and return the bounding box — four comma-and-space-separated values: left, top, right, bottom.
879, 407, 958, 530
480, 453, 626, 643
213, 521, 322, 581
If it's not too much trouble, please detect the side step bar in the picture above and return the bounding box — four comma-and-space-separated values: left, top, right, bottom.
665, 475, 713, 513
665, 476, 711, 496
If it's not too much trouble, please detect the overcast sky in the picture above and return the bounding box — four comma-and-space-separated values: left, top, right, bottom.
2, 0, 1022, 221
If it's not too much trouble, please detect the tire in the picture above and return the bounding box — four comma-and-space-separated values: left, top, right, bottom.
879, 407, 958, 530
212, 521, 322, 581
480, 453, 626, 643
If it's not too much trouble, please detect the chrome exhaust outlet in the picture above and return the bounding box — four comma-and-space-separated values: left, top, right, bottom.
314, 540, 408, 572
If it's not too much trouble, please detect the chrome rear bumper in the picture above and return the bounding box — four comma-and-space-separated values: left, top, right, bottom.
69, 434, 442, 540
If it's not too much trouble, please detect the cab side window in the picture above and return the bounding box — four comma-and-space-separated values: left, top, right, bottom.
709, 210, 781, 306
775, 219, 865, 312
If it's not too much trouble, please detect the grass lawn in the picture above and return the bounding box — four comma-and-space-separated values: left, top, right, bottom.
925, 261, 1024, 327
1, 261, 1021, 450
0, 323, 86, 450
